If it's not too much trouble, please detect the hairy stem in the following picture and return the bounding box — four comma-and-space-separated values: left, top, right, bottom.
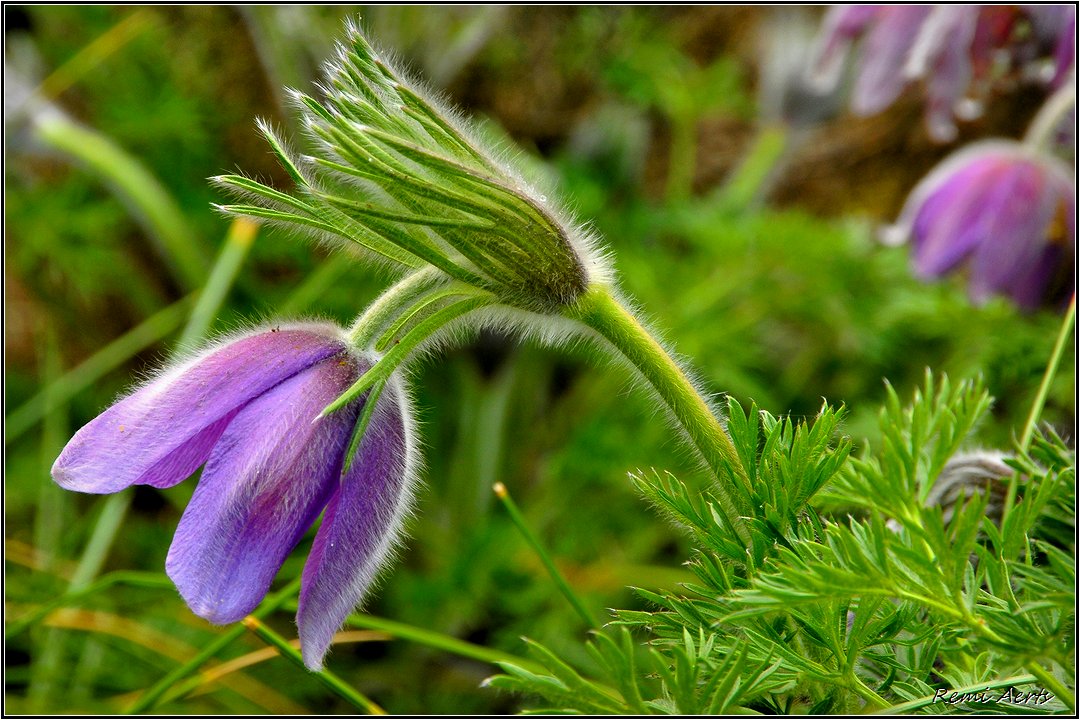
1023, 84, 1076, 151
348, 267, 444, 348
567, 285, 751, 543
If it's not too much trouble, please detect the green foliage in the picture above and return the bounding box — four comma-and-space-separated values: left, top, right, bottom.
6, 6, 1074, 715
488, 375, 1075, 714
488, 628, 790, 715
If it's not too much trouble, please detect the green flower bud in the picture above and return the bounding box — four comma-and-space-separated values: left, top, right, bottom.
216, 21, 600, 314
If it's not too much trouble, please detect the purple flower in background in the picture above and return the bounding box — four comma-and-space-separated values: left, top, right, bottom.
52, 323, 417, 669
885, 141, 1075, 309
846, 6, 933, 117
810, 5, 1077, 142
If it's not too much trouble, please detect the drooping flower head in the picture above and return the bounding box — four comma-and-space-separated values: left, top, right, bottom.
809, 5, 1077, 142
885, 141, 1075, 309
52, 323, 418, 669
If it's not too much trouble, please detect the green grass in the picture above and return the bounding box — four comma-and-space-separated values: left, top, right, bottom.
5, 6, 1073, 714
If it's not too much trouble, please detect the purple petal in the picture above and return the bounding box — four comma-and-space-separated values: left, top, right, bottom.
968, 160, 1074, 307
809, 5, 881, 90
1051, 8, 1075, 88
297, 380, 416, 669
997, 243, 1065, 310
909, 153, 1009, 277
852, 6, 932, 116
52, 324, 345, 494
915, 7, 977, 142
966, 162, 1055, 300
166, 354, 365, 624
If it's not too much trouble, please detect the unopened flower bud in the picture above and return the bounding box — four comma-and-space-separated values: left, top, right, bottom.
216, 22, 603, 314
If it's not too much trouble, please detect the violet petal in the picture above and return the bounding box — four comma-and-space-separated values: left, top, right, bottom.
52, 325, 345, 494
968, 162, 1069, 305
297, 381, 415, 669
809, 5, 880, 90
917, 7, 977, 142
166, 354, 362, 624
910, 155, 1006, 277
998, 243, 1065, 310
852, 6, 932, 116
1051, 8, 1076, 88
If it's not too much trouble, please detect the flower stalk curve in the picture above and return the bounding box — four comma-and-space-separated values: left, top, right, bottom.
566, 285, 753, 543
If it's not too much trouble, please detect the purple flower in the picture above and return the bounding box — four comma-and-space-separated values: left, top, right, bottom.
810, 5, 1077, 142
885, 141, 1075, 309
52, 322, 417, 669
849, 6, 933, 117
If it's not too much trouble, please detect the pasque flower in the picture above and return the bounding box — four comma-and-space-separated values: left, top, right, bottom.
52, 323, 417, 669
810, 5, 1076, 142
885, 141, 1075, 309
214, 25, 612, 423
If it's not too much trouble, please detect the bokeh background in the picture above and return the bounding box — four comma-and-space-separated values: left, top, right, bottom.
4, 5, 1074, 714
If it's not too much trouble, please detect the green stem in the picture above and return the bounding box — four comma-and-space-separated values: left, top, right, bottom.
348, 267, 443, 347
69, 494, 130, 590
494, 482, 599, 628
715, 123, 788, 210
27, 328, 69, 712
242, 617, 385, 715
1004, 295, 1075, 520
27, 490, 130, 711
567, 285, 751, 542
6, 571, 174, 640
34, 327, 66, 575
847, 672, 888, 711
1019, 295, 1075, 454
37, 10, 156, 100
124, 576, 303, 713
1024, 660, 1074, 712
374, 286, 480, 352
335, 612, 545, 674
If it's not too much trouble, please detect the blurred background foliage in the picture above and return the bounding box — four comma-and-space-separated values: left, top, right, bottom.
4, 5, 1074, 714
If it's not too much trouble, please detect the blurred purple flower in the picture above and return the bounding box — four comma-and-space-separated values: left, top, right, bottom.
885, 141, 1075, 309
52, 323, 416, 669
850, 6, 933, 117
810, 5, 1077, 142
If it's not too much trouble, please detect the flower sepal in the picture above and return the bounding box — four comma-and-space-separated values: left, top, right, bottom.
51, 322, 419, 670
